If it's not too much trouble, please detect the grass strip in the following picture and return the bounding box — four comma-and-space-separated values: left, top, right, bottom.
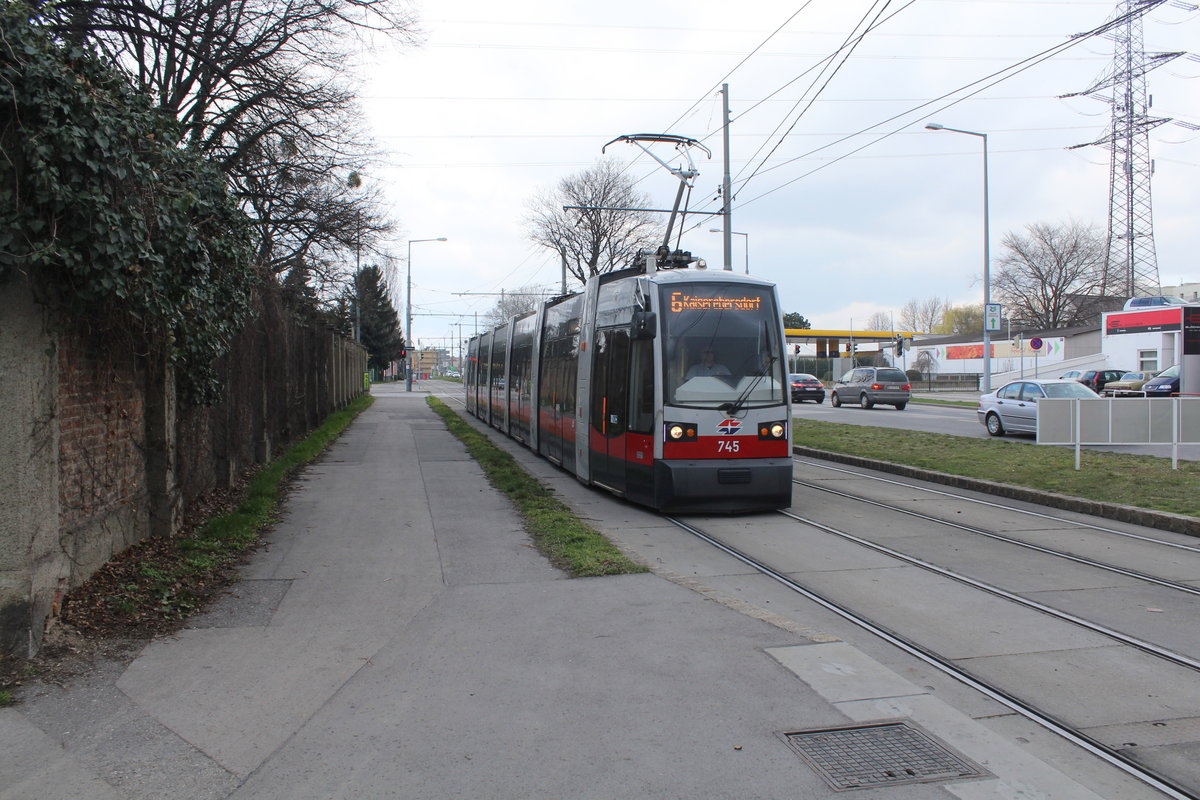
909, 396, 978, 408
428, 397, 647, 578
61, 394, 376, 634
792, 418, 1200, 518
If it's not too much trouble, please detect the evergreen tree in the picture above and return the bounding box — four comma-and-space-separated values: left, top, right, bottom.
782, 312, 811, 330
352, 266, 406, 370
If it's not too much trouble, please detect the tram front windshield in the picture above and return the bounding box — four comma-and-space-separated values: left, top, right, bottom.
663, 283, 786, 408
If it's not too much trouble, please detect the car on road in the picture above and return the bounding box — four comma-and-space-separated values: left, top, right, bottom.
1100, 371, 1156, 396
830, 366, 911, 410
1123, 295, 1186, 310
1061, 369, 1126, 394
1142, 364, 1180, 398
977, 378, 1099, 436
789, 373, 825, 404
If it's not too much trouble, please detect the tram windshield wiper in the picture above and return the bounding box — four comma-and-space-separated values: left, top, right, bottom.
721, 356, 776, 416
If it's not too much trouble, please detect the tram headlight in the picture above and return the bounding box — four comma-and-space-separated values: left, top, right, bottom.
758, 421, 787, 440
665, 422, 697, 442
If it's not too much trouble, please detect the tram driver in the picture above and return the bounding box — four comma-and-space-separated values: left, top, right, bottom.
685, 349, 731, 379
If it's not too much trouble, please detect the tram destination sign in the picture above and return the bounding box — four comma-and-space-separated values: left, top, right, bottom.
669, 292, 762, 313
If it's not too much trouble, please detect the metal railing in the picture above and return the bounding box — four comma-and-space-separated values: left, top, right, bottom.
1038, 396, 1200, 469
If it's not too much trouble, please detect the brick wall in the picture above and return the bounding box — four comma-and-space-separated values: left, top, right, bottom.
56, 332, 148, 547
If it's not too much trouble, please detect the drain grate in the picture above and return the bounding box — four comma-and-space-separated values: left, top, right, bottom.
780, 720, 989, 791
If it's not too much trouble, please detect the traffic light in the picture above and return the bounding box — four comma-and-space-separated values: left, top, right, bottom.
894, 336, 904, 356
399, 345, 407, 360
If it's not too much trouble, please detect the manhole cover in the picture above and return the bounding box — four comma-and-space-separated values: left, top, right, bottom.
780, 720, 989, 791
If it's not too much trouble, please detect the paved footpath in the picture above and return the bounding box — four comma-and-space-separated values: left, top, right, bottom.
0, 382, 1154, 798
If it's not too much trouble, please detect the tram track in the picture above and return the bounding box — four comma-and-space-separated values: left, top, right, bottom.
664, 512, 1200, 800
790, 472, 1200, 600
794, 456, 1200, 552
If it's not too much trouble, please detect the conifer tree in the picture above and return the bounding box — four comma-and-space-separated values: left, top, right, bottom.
352, 266, 406, 371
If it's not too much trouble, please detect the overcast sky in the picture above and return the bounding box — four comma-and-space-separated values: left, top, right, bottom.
353, 0, 1198, 349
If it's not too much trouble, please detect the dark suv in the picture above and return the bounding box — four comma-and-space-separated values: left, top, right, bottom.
830, 367, 911, 410
1063, 369, 1126, 393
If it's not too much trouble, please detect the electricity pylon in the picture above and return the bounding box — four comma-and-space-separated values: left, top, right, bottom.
1063, 0, 1184, 298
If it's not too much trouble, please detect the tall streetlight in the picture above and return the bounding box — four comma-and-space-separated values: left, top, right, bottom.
709, 228, 749, 274
925, 123, 992, 392
406, 237, 448, 392
347, 171, 364, 342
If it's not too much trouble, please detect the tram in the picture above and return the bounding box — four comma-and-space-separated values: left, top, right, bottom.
464, 254, 793, 513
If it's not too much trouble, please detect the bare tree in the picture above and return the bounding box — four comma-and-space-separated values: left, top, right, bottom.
527, 159, 662, 286
992, 221, 1106, 328
484, 285, 551, 328
898, 297, 947, 334
864, 311, 893, 332
38, 0, 415, 277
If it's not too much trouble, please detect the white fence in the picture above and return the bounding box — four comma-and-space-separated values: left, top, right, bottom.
1038, 397, 1200, 469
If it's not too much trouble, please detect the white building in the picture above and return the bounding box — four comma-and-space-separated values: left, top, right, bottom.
1101, 304, 1197, 383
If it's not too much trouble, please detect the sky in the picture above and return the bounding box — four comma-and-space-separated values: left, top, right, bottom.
352, 0, 1199, 352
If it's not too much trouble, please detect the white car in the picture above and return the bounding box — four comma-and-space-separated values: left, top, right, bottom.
1123, 295, 1185, 309
977, 379, 1098, 436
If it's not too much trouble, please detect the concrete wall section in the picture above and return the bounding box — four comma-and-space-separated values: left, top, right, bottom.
0, 280, 60, 655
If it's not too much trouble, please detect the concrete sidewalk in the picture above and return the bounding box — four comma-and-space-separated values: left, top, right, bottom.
0, 383, 1137, 798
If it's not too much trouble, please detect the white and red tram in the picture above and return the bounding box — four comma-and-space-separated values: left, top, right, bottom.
465, 261, 792, 513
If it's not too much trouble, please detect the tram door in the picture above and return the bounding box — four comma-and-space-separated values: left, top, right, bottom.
589, 328, 630, 493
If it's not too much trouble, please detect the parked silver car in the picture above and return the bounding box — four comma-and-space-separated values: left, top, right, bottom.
977, 378, 1099, 436
830, 366, 911, 410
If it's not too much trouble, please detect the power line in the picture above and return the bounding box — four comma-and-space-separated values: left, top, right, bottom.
679, 1, 1165, 218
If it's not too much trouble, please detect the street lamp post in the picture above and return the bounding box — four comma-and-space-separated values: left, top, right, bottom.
709, 228, 749, 274
406, 237, 448, 392
925, 123, 992, 392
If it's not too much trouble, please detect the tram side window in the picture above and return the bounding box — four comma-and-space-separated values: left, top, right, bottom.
562, 337, 577, 414
629, 338, 654, 434
492, 336, 508, 392
591, 331, 609, 433
590, 328, 629, 437
607, 330, 629, 437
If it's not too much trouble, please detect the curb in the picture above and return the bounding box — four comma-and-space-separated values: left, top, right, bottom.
792, 446, 1200, 537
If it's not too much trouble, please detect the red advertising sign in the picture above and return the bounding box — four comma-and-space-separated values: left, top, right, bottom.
1105, 307, 1183, 335
946, 344, 993, 359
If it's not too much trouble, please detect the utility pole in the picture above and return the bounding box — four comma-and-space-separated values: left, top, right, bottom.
720, 83, 733, 272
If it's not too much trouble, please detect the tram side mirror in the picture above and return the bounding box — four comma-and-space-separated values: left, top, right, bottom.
631, 310, 657, 340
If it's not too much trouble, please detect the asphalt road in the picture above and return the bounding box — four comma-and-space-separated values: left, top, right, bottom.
793, 396, 988, 438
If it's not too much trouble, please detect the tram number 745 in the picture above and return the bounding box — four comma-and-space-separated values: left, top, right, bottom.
717, 440, 740, 453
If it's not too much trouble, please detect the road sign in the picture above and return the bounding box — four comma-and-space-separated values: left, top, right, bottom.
1030, 337, 1043, 351
985, 303, 1002, 332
